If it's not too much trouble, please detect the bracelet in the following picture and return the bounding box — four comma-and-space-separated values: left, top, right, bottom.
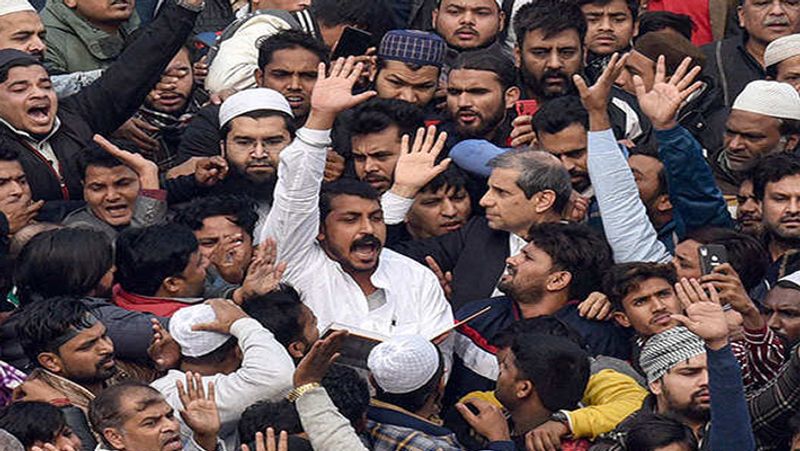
286, 382, 320, 402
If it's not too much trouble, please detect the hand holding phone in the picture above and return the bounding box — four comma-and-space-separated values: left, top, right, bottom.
332, 27, 373, 59
698, 244, 728, 276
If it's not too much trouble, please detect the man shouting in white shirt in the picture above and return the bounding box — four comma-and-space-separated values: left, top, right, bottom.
259, 56, 455, 347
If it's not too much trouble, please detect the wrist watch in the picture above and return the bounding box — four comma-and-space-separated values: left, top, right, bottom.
550, 410, 571, 431
286, 382, 320, 402
176, 0, 205, 12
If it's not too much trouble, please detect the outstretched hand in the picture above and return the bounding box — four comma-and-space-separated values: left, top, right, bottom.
391, 125, 450, 198
671, 278, 729, 350
634, 55, 703, 130
234, 238, 287, 304
177, 372, 220, 451
293, 329, 348, 387
93, 134, 159, 189
307, 57, 377, 130
573, 52, 628, 117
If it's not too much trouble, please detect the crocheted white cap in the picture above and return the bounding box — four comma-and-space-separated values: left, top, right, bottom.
0, 0, 34, 16
765, 34, 800, 69
732, 80, 800, 121
367, 335, 439, 394
218, 88, 293, 129
169, 304, 231, 358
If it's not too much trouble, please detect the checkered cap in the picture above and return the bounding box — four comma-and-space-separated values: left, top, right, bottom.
378, 30, 447, 68
639, 326, 706, 385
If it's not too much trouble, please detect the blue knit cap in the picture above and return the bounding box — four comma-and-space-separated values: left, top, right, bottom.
378, 30, 447, 68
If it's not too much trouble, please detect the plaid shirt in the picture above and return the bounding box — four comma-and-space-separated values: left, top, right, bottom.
749, 345, 800, 451
366, 400, 463, 451
730, 325, 786, 395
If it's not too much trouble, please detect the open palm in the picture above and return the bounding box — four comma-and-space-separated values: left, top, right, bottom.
392, 125, 450, 198
634, 55, 703, 130
178, 373, 220, 439
310, 57, 376, 115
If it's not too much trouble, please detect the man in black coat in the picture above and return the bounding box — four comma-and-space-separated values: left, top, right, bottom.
0, 0, 203, 203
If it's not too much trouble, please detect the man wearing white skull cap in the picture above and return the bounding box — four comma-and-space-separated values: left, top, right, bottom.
712, 80, 800, 194
151, 299, 294, 450
765, 33, 800, 92
0, 0, 45, 58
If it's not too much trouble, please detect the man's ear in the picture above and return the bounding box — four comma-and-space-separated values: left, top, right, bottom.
785, 134, 800, 152
220, 140, 227, 158
612, 311, 631, 328
517, 379, 534, 400
498, 11, 506, 33
161, 276, 183, 296
655, 193, 672, 214
104, 428, 126, 450
547, 271, 572, 293
737, 6, 745, 28
505, 86, 521, 109
37, 352, 62, 374
287, 341, 307, 360
254, 68, 264, 87
64, 0, 77, 8
534, 190, 557, 213
649, 379, 663, 396
514, 45, 522, 68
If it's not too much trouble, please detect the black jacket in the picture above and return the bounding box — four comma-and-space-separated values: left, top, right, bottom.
2, 0, 200, 202
702, 35, 765, 109
389, 216, 509, 310
678, 76, 729, 154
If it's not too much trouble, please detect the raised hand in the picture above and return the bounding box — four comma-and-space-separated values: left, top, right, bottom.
293, 329, 348, 387
573, 52, 629, 117
148, 318, 180, 370
233, 238, 287, 304
307, 57, 377, 130
192, 298, 248, 334
672, 278, 729, 350
509, 114, 537, 149
633, 55, 703, 130
425, 256, 453, 300
241, 428, 289, 451
390, 125, 450, 198
194, 156, 229, 187
177, 372, 220, 451
93, 134, 159, 189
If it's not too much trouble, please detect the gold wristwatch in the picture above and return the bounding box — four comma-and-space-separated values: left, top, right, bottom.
286, 382, 321, 402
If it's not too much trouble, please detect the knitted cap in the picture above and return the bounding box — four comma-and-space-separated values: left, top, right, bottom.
378, 30, 447, 68
218, 88, 294, 129
367, 335, 440, 394
732, 80, 800, 121
639, 326, 706, 385
0, 0, 34, 17
765, 34, 800, 69
169, 304, 231, 358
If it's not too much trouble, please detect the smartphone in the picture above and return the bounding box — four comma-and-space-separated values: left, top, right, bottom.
698, 244, 728, 275
515, 99, 539, 117
332, 27, 373, 60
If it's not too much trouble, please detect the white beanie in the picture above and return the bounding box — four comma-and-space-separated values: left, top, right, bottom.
169, 305, 231, 358
765, 34, 800, 69
732, 80, 800, 121
367, 335, 440, 394
218, 88, 293, 129
0, 0, 34, 16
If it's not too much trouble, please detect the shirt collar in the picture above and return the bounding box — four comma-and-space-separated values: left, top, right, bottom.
0, 116, 61, 144
368, 399, 454, 437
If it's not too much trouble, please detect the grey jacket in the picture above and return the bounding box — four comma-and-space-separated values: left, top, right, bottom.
63, 191, 167, 242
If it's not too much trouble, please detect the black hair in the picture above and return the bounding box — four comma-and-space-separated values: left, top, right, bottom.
420, 164, 469, 195
527, 222, 613, 301
15, 296, 96, 363
0, 146, 19, 161
505, 332, 589, 411
624, 413, 698, 451
636, 11, 694, 42
450, 45, 517, 91
603, 262, 678, 312
321, 365, 371, 426
14, 228, 113, 306
493, 316, 586, 350
220, 109, 296, 141
576, 0, 638, 18
242, 285, 307, 349
684, 227, 770, 291
257, 29, 330, 71
513, 0, 587, 49
310, 0, 391, 47
532, 96, 588, 135
319, 178, 381, 223
115, 223, 199, 297
89, 381, 164, 448
78, 139, 138, 180
239, 399, 303, 445
174, 194, 260, 239
374, 347, 445, 413
0, 56, 43, 84
753, 153, 800, 200
348, 98, 425, 142
0, 402, 69, 448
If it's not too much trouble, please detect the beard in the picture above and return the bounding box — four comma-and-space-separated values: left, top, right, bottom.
454, 105, 506, 140
663, 385, 710, 424
519, 65, 577, 101
216, 168, 276, 202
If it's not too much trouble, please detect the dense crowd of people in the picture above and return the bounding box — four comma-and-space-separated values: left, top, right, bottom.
0, 0, 799, 450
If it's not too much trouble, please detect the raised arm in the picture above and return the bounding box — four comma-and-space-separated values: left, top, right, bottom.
259, 58, 376, 279
578, 54, 671, 264
60, 0, 202, 134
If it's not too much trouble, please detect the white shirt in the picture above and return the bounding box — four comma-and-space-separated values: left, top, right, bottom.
257, 128, 455, 341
